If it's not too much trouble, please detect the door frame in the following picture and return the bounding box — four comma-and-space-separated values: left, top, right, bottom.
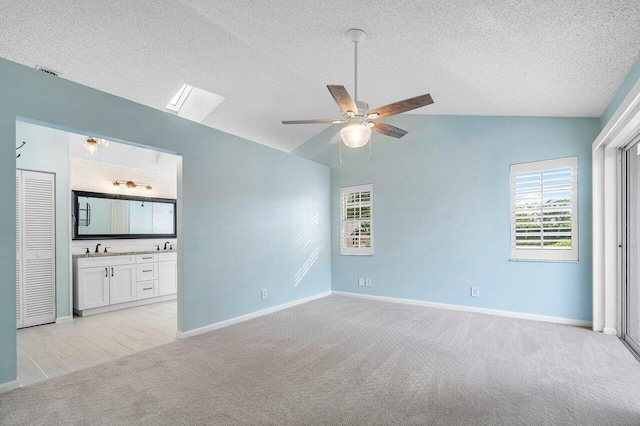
621, 137, 640, 357
592, 72, 640, 334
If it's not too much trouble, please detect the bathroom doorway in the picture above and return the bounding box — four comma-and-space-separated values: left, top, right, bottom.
16, 120, 182, 386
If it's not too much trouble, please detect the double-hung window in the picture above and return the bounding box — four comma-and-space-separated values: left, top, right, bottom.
340, 184, 373, 255
510, 156, 578, 261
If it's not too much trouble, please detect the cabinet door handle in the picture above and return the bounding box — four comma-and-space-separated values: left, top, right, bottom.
142, 257, 152, 260
143, 269, 152, 273
143, 287, 153, 291
105, 267, 108, 277
111, 267, 114, 276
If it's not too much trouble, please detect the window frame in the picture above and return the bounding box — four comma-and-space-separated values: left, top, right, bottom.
510, 156, 579, 262
340, 184, 374, 256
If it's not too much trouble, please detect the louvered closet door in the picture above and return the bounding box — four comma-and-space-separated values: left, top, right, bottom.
19, 170, 56, 328
16, 172, 23, 328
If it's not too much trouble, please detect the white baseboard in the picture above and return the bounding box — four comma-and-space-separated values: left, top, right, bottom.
55, 316, 72, 324
0, 380, 20, 394
333, 291, 593, 328
603, 327, 618, 335
177, 291, 332, 338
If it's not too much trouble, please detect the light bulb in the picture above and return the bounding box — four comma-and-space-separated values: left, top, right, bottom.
340, 123, 372, 148
85, 142, 97, 156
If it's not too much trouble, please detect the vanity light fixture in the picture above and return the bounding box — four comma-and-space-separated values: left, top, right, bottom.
84, 137, 109, 157
112, 180, 153, 193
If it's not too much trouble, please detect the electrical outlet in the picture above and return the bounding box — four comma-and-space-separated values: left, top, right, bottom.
471, 287, 480, 297
365, 279, 371, 287
261, 289, 267, 299
358, 278, 365, 287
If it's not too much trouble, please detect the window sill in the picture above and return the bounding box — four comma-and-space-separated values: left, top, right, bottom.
509, 258, 579, 263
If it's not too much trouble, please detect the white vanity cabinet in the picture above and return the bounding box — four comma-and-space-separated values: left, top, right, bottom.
75, 266, 110, 309
110, 264, 137, 305
75, 256, 136, 311
73, 252, 177, 316
158, 252, 177, 296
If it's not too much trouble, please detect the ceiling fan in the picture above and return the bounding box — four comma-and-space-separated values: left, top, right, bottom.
282, 29, 434, 154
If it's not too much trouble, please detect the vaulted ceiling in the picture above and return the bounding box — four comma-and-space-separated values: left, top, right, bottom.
1, 1, 639, 152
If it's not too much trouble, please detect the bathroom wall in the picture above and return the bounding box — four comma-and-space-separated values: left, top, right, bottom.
70, 155, 178, 255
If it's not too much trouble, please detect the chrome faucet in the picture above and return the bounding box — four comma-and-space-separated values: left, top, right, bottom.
95, 243, 101, 253
164, 242, 171, 250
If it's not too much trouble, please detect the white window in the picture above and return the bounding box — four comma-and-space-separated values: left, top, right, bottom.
341, 184, 373, 255
510, 156, 578, 261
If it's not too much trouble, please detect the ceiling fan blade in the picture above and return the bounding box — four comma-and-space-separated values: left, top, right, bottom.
282, 119, 344, 124
327, 85, 358, 116
371, 122, 408, 138
368, 94, 434, 119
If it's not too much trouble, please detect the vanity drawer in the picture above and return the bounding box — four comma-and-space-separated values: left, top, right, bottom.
77, 255, 135, 269
136, 263, 158, 281
137, 280, 158, 300
136, 253, 158, 263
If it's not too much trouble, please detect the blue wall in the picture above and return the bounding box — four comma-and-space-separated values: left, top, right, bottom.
16, 121, 71, 319
601, 55, 640, 128
294, 114, 600, 321
0, 58, 331, 386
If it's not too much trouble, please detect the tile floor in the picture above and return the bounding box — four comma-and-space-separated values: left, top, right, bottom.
17, 300, 177, 387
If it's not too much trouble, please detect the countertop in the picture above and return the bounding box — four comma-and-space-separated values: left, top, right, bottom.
72, 249, 177, 259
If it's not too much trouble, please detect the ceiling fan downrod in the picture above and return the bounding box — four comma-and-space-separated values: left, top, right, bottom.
348, 29, 366, 103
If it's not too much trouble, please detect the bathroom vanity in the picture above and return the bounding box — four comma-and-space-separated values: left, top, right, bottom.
73, 250, 177, 316
71, 190, 178, 316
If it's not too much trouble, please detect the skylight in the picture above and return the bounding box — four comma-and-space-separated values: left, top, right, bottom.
165, 84, 224, 123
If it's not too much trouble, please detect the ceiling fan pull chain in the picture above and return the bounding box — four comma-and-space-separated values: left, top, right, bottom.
339, 139, 343, 164
369, 138, 372, 161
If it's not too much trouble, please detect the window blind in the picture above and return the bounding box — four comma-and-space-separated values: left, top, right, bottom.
510, 157, 578, 261
341, 184, 373, 255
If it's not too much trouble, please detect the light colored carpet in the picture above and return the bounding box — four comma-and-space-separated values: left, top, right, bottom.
1, 294, 640, 425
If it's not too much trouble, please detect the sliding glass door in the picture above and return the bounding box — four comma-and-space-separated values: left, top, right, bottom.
623, 140, 640, 356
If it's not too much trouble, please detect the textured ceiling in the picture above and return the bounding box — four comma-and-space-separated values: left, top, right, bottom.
1, 1, 639, 152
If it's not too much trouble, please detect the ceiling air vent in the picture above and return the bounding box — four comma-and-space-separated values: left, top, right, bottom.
35, 65, 61, 77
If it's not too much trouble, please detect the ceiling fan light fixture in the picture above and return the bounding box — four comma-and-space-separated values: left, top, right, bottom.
281, 27, 432, 155
341, 122, 371, 148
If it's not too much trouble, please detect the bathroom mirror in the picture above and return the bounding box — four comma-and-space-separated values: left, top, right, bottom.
72, 191, 177, 240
